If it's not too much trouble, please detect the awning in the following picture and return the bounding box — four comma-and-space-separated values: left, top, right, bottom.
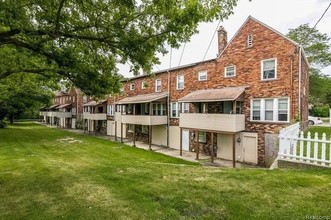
56, 103, 72, 109
115, 92, 168, 104
178, 87, 247, 102
83, 101, 97, 106
83, 100, 107, 107
48, 104, 60, 110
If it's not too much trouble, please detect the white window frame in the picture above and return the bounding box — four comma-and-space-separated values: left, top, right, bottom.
261, 58, 277, 80
130, 83, 135, 90
182, 103, 189, 113
107, 104, 115, 116
247, 34, 253, 48
171, 102, 180, 118
141, 81, 147, 90
155, 79, 161, 92
176, 75, 184, 90
198, 70, 208, 81
225, 65, 236, 77
250, 98, 289, 122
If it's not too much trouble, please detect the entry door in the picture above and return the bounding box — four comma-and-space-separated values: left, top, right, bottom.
182, 130, 190, 151
242, 134, 258, 164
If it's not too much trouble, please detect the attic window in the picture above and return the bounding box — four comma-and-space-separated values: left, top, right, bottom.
247, 34, 253, 48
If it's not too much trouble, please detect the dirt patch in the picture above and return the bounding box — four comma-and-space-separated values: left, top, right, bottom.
57, 137, 82, 144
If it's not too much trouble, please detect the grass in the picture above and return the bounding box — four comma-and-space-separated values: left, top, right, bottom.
1, 123, 331, 219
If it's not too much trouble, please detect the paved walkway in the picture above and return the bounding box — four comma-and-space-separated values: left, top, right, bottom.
44, 124, 251, 168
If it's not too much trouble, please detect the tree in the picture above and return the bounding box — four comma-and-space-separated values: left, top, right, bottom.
0, 73, 53, 124
0, 0, 237, 96
287, 24, 331, 68
287, 24, 331, 107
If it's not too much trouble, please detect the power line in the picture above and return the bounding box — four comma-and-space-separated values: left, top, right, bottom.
312, 1, 331, 29
202, 19, 222, 61
178, 43, 186, 66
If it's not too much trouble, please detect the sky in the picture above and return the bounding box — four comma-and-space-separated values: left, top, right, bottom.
118, 0, 331, 77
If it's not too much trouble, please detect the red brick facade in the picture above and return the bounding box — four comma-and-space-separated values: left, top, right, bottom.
112, 17, 309, 166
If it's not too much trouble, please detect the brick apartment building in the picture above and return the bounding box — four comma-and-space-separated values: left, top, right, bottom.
106, 16, 309, 166
40, 16, 309, 167
40, 87, 86, 129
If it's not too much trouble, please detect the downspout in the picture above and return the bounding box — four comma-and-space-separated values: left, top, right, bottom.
298, 47, 302, 122
166, 70, 170, 148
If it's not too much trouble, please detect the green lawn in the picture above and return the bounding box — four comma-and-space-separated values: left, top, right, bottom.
1, 123, 331, 219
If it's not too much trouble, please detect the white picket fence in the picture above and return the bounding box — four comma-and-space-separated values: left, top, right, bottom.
278, 123, 331, 167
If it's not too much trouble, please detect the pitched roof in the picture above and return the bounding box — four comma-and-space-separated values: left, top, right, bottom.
217, 16, 309, 65
178, 87, 246, 102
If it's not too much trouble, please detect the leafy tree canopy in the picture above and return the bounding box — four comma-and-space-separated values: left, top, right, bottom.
0, 0, 237, 96
0, 73, 54, 123
287, 24, 331, 68
287, 24, 331, 107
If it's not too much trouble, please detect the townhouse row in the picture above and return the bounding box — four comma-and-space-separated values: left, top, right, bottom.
40, 16, 309, 167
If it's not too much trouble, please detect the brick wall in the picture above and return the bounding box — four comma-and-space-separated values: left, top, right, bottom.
112, 17, 309, 166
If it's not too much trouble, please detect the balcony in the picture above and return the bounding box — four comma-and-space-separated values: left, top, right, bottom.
115, 112, 167, 125
83, 112, 107, 120
179, 113, 245, 133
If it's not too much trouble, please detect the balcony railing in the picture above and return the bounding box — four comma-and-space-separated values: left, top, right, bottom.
83, 112, 107, 120
179, 113, 245, 132
115, 112, 167, 125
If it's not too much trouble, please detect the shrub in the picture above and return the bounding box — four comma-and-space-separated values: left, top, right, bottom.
0, 120, 7, 128
310, 105, 330, 117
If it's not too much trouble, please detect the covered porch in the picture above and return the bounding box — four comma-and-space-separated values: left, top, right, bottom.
178, 86, 247, 167
115, 92, 168, 150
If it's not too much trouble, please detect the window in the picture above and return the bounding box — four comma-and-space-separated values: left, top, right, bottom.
252, 100, 261, 120
130, 84, 135, 90
261, 58, 277, 80
155, 79, 161, 92
141, 81, 147, 89
171, 102, 180, 118
73, 96, 75, 102
142, 125, 148, 134
141, 103, 149, 115
251, 98, 289, 122
264, 100, 274, 121
176, 75, 184, 90
247, 34, 253, 47
225, 65, 236, 77
83, 96, 87, 103
182, 103, 189, 113
278, 99, 288, 121
198, 131, 206, 143
198, 70, 207, 81
152, 103, 166, 115
107, 104, 115, 116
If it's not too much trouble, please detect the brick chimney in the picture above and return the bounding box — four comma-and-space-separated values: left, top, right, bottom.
218, 26, 227, 55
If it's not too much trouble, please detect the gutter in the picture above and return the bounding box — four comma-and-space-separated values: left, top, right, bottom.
298, 47, 302, 122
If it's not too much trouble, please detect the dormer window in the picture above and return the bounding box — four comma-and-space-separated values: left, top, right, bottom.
247, 34, 253, 48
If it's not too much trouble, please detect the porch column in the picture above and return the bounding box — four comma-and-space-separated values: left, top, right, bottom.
180, 128, 183, 156
132, 124, 136, 147
94, 120, 97, 135
232, 133, 236, 168
121, 104, 123, 143
149, 125, 152, 151
210, 132, 214, 163
121, 122, 123, 143
195, 130, 199, 160
114, 121, 117, 141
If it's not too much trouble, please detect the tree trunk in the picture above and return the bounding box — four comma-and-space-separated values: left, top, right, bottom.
9, 115, 14, 124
